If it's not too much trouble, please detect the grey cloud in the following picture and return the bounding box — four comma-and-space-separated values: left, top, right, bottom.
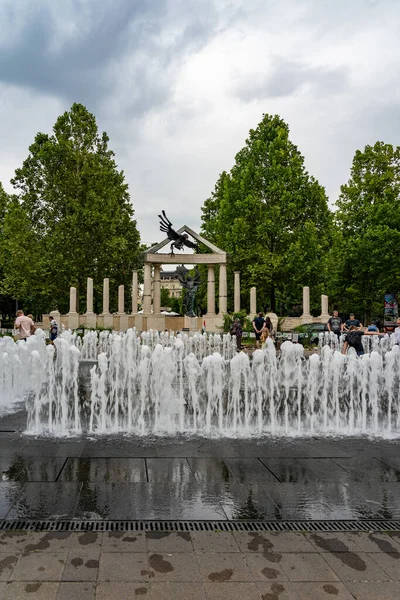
0, 0, 222, 115
234, 58, 349, 102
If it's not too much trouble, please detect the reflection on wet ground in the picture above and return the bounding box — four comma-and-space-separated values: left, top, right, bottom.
0, 413, 400, 521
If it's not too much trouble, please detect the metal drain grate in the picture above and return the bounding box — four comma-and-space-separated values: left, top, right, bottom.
2, 519, 400, 533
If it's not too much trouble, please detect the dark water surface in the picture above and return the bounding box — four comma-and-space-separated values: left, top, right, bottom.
1, 408, 400, 521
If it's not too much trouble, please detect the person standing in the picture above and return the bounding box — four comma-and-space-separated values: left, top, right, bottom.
49, 315, 59, 342
14, 310, 35, 341
252, 312, 265, 349
230, 318, 243, 352
327, 310, 343, 338
394, 318, 400, 345
344, 313, 363, 331
342, 326, 381, 355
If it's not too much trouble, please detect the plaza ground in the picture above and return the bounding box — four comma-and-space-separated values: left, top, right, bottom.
1, 407, 400, 598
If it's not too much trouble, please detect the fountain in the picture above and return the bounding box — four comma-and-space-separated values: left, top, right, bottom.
0, 329, 399, 437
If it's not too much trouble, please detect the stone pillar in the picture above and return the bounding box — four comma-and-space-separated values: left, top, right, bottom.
118, 285, 125, 314
100, 278, 113, 328
207, 265, 216, 315
320, 294, 330, 321
85, 277, 96, 328
250, 287, 257, 318
301, 286, 313, 324
102, 278, 110, 314
143, 263, 152, 314
131, 271, 138, 314
118, 285, 129, 331
219, 264, 227, 314
234, 271, 241, 313
67, 287, 79, 330
153, 264, 161, 314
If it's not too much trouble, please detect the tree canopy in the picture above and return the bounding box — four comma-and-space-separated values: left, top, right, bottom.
201, 114, 332, 313
1, 103, 141, 314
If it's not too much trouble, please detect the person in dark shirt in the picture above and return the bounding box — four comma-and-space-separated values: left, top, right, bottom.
253, 312, 265, 348
344, 313, 363, 331
230, 318, 243, 352
342, 326, 381, 355
327, 310, 343, 337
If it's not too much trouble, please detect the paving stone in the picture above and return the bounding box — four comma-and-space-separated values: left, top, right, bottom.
98, 552, 148, 581
10, 552, 66, 581
322, 550, 389, 581
346, 581, 400, 600
149, 582, 207, 599
350, 531, 400, 553
62, 550, 100, 581
0, 532, 30, 554
279, 553, 339, 582
203, 581, 261, 600
147, 553, 201, 581
256, 581, 301, 599
0, 554, 18, 581
305, 532, 362, 553
197, 552, 253, 582
191, 532, 239, 553
57, 582, 95, 600
244, 552, 288, 581
146, 531, 193, 553
235, 532, 314, 553
68, 532, 102, 550
1, 582, 59, 600
96, 582, 151, 600
101, 531, 147, 552
294, 581, 355, 600
6, 482, 80, 520
24, 532, 72, 554
368, 552, 400, 580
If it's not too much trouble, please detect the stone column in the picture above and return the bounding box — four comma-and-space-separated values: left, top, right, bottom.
118, 285, 129, 331
250, 287, 257, 318
101, 278, 113, 328
234, 271, 241, 313
85, 277, 96, 328
118, 285, 125, 314
67, 287, 79, 330
319, 294, 330, 321
219, 264, 227, 314
153, 264, 161, 314
86, 278, 94, 314
131, 271, 138, 314
69, 287, 77, 314
206, 265, 216, 315
301, 286, 313, 324
102, 278, 110, 314
143, 263, 152, 314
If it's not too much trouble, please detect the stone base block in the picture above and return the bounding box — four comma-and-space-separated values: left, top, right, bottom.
98, 314, 114, 329
202, 314, 224, 333
301, 314, 313, 325
146, 314, 167, 332
67, 312, 79, 330
183, 316, 201, 333
118, 314, 129, 331
85, 312, 97, 329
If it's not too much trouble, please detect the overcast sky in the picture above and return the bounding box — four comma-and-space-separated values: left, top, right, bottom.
0, 0, 399, 245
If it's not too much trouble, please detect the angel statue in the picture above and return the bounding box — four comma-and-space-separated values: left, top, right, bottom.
176, 265, 202, 317
159, 211, 199, 256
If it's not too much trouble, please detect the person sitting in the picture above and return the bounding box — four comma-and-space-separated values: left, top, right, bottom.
344, 313, 363, 331
230, 318, 243, 352
49, 315, 59, 342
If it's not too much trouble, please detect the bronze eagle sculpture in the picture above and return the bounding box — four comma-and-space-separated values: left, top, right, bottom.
158, 211, 198, 256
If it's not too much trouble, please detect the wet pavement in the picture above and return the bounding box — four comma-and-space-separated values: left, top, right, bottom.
1, 529, 400, 599
0, 408, 400, 522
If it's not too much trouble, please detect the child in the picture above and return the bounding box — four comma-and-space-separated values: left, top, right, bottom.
49, 316, 58, 342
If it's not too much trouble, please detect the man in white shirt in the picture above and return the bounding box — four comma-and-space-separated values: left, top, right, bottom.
14, 310, 35, 340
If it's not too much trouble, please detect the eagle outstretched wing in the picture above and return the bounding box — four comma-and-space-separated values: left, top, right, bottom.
158, 210, 199, 252
159, 210, 180, 241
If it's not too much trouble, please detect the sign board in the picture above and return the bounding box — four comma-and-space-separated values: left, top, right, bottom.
384, 292, 398, 327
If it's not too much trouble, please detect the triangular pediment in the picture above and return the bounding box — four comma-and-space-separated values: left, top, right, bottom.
143, 225, 225, 255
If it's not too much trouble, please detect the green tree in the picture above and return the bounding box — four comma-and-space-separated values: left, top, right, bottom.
2, 103, 141, 313
334, 142, 400, 322
201, 114, 332, 312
